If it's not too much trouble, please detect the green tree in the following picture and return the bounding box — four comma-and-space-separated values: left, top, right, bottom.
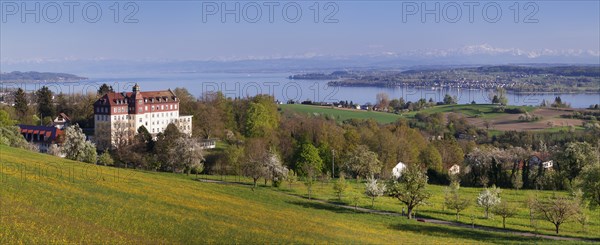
225, 144, 244, 181
97, 83, 114, 96
443, 94, 457, 105
296, 143, 323, 199
55, 92, 71, 115
13, 88, 28, 122
433, 138, 464, 169
579, 163, 600, 208
347, 145, 382, 178
286, 169, 297, 189
245, 101, 278, 138
82, 142, 98, 164
35, 86, 55, 119
557, 142, 597, 188
387, 166, 431, 219
512, 170, 524, 191
0, 110, 16, 127
98, 150, 114, 166
419, 144, 443, 173
333, 174, 349, 200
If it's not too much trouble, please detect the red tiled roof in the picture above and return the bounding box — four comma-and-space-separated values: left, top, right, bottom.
18, 125, 63, 143
95, 89, 178, 107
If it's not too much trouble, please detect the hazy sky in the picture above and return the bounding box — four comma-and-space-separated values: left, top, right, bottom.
1, 1, 599, 63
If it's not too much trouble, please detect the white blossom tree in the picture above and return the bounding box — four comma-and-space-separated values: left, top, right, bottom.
477, 185, 502, 219
47, 144, 62, 157
365, 177, 386, 208
63, 125, 97, 163
174, 137, 205, 175
264, 151, 288, 186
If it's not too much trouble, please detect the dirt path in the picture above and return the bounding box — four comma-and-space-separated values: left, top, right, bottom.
198, 178, 596, 242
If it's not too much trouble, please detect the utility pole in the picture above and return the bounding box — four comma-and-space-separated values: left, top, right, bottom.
332, 149, 335, 179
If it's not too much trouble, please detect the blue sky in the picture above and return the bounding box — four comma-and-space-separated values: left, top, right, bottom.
1, 1, 599, 63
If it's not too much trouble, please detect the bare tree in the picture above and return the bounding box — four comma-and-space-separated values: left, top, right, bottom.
376, 93, 390, 110
534, 196, 580, 234
444, 183, 471, 221
242, 138, 269, 189
492, 201, 517, 229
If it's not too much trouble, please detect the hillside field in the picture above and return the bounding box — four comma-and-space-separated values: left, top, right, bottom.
0, 146, 592, 244
280, 104, 586, 132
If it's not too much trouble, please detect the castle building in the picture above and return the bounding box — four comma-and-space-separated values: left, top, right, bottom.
93, 84, 192, 149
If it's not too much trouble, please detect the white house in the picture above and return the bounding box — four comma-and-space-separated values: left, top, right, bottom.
392, 162, 407, 179
542, 160, 553, 169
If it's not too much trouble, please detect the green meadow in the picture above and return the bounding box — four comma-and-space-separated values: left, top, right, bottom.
202, 174, 600, 241
280, 104, 535, 124
1, 145, 594, 244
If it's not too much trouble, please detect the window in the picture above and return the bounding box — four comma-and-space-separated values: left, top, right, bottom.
170, 105, 173, 109
175, 104, 178, 109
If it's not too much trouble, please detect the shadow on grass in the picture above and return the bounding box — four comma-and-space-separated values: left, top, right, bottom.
286, 200, 357, 214
389, 222, 546, 243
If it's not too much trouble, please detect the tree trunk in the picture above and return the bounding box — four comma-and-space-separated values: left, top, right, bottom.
485, 207, 489, 219
371, 197, 375, 208
555, 224, 560, 234
407, 207, 413, 219
502, 217, 506, 229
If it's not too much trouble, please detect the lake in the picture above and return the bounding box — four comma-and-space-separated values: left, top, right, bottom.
4, 72, 599, 108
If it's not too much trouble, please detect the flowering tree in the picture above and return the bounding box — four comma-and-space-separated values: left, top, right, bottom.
387, 167, 431, 219
264, 151, 288, 187
365, 177, 386, 208
63, 125, 97, 163
174, 137, 205, 175
477, 185, 502, 219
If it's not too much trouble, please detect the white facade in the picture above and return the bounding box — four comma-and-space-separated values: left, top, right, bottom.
94, 85, 192, 149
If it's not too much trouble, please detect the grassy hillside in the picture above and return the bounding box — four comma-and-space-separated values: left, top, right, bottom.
0, 146, 582, 244
280, 104, 535, 124
202, 175, 600, 241
280, 104, 403, 124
